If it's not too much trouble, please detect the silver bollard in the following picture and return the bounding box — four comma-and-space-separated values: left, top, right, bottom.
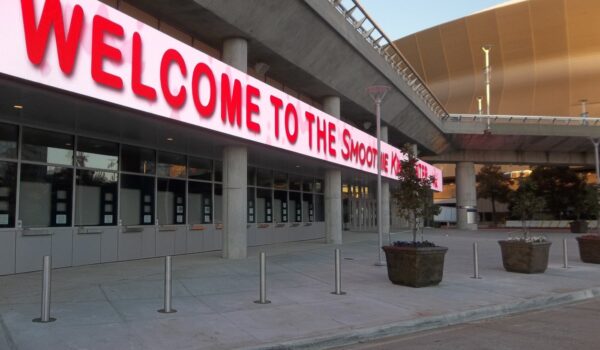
563, 239, 569, 269
331, 249, 346, 295
254, 252, 271, 304
158, 256, 177, 313
471, 242, 481, 279
33, 255, 56, 323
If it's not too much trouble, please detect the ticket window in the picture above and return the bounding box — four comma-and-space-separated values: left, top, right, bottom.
19, 164, 73, 227
188, 182, 212, 224
247, 187, 255, 223
0, 162, 17, 228
274, 190, 287, 223
303, 193, 313, 222
256, 188, 273, 223
120, 174, 155, 226
75, 170, 118, 226
289, 192, 302, 222
157, 179, 186, 225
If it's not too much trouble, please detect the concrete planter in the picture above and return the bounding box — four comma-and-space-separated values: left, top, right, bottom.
576, 235, 600, 264
382, 246, 448, 288
570, 221, 589, 234
498, 240, 552, 273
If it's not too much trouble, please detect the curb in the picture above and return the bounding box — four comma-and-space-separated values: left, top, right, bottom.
242, 287, 600, 350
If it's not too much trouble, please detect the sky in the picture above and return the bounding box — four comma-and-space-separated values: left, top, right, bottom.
359, 0, 510, 39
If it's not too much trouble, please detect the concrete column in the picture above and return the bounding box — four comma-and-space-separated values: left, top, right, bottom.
222, 147, 247, 258
456, 162, 478, 230
222, 38, 248, 258
323, 96, 342, 244
381, 126, 390, 236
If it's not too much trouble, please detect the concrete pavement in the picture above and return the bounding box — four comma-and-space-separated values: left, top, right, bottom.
1, 228, 600, 350
340, 297, 600, 349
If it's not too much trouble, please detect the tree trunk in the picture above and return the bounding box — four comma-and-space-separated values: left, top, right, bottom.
491, 193, 497, 227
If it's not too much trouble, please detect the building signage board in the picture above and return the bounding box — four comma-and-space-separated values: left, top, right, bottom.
0, 0, 442, 190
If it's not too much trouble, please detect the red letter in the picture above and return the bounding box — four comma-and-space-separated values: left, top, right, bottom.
92, 15, 124, 90
246, 84, 261, 133
285, 104, 298, 144
21, 0, 84, 75
328, 122, 337, 157
342, 129, 351, 160
270, 96, 283, 139
316, 117, 327, 153
192, 62, 216, 118
160, 49, 187, 109
221, 73, 242, 127
131, 32, 156, 100
305, 112, 315, 149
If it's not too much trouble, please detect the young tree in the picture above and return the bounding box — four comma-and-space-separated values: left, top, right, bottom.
509, 177, 545, 238
529, 166, 583, 220
476, 164, 513, 227
392, 144, 440, 243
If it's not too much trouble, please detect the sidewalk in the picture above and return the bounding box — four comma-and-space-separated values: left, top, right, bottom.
1, 229, 599, 350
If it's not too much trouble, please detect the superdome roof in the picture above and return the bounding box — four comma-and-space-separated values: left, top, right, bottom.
393, 0, 600, 118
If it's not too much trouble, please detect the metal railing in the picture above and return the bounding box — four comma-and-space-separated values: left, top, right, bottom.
446, 113, 600, 126
328, 0, 448, 119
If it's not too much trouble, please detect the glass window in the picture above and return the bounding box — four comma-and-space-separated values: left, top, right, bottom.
19, 164, 73, 227
76, 137, 118, 171
0, 161, 17, 227
214, 184, 223, 223
302, 178, 314, 192
157, 152, 186, 178
289, 175, 302, 191
0, 123, 18, 159
247, 187, 255, 223
189, 182, 212, 224
157, 178, 186, 224
121, 145, 155, 174
315, 194, 325, 222
120, 174, 154, 225
22, 128, 73, 165
257, 169, 272, 188
247, 167, 256, 186
303, 193, 314, 222
188, 157, 212, 181
274, 172, 288, 190
214, 161, 223, 182
256, 188, 273, 223
75, 170, 118, 226
315, 179, 324, 193
274, 190, 287, 223
289, 192, 302, 222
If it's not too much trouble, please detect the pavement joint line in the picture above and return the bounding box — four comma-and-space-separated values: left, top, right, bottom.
240, 287, 600, 350
98, 284, 128, 323
0, 312, 17, 350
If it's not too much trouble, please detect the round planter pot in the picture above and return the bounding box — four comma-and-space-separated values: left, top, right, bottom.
576, 236, 600, 264
382, 245, 448, 288
498, 240, 551, 274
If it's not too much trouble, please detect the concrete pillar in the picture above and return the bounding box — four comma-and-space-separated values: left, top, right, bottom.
222, 38, 248, 258
323, 96, 342, 244
456, 162, 478, 230
381, 126, 390, 236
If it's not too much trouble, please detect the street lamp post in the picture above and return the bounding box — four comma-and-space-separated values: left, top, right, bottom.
367, 85, 390, 267
592, 138, 600, 234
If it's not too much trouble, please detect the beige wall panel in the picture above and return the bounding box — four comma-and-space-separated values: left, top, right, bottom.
496, 2, 535, 115
530, 0, 570, 116
566, 0, 600, 116
439, 19, 476, 113
394, 35, 427, 82
464, 11, 504, 115
415, 29, 450, 106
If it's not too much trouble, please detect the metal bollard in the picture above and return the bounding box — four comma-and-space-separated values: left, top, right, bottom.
33, 256, 56, 323
331, 249, 346, 295
158, 256, 177, 313
563, 239, 569, 269
471, 242, 481, 279
254, 252, 271, 304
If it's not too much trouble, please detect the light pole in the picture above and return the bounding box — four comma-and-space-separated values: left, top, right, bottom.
367, 85, 390, 266
592, 138, 600, 234
482, 45, 492, 133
